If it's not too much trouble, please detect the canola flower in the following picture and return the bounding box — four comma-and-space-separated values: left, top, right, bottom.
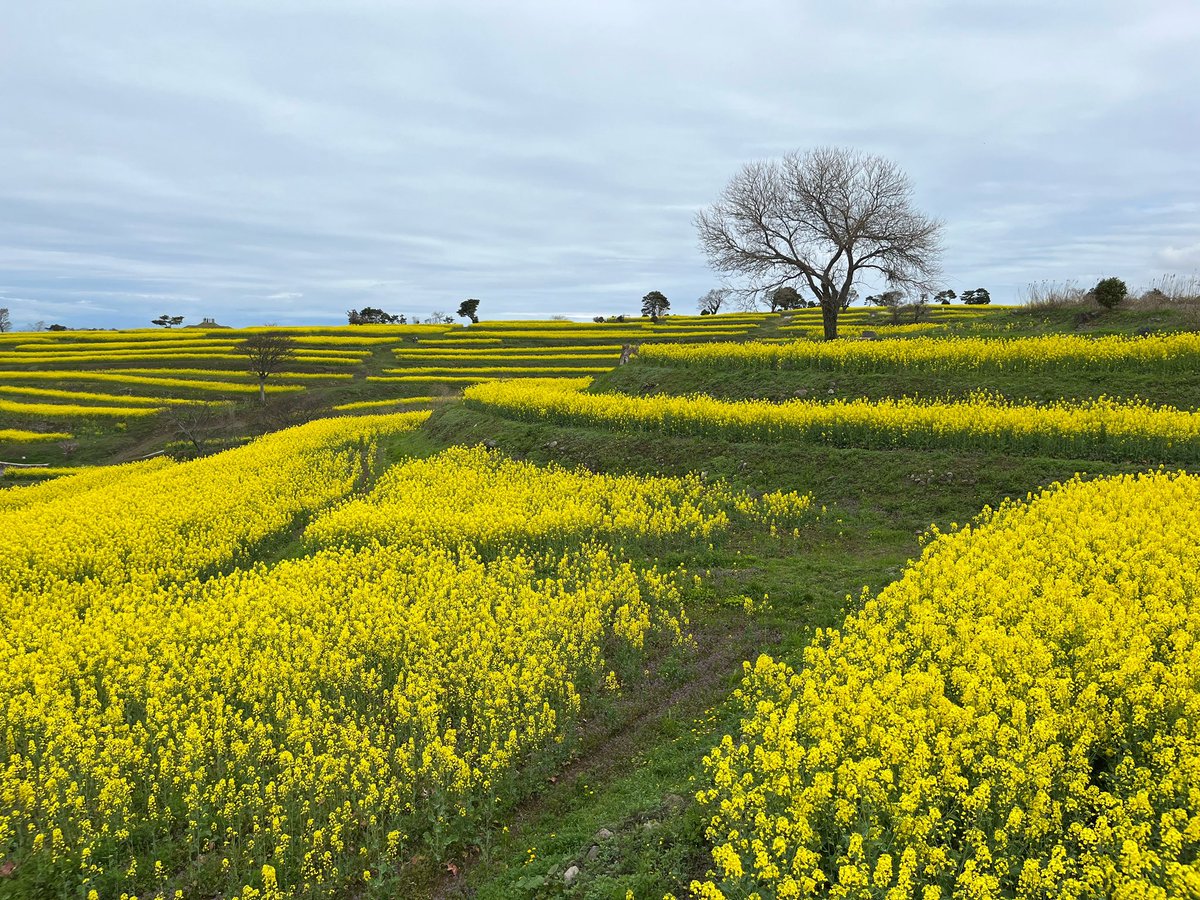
390, 354, 620, 365
638, 331, 1200, 373
463, 378, 1200, 462
382, 365, 613, 375
307, 445, 812, 553
434, 329, 751, 342
692, 470, 1200, 899
0, 457, 175, 510
0, 411, 428, 595
0, 429, 72, 442
1, 465, 97, 480
0, 385, 208, 406
115, 368, 354, 382
331, 396, 442, 411
0, 371, 306, 394
392, 345, 623, 357
0, 431, 802, 899
0, 398, 165, 418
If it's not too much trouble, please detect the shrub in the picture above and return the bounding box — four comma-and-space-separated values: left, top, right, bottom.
1094, 276, 1128, 309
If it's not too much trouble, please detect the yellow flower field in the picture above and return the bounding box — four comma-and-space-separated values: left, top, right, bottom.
0, 428, 72, 442
639, 332, 1200, 373
0, 418, 808, 899
692, 471, 1200, 899
463, 378, 1200, 462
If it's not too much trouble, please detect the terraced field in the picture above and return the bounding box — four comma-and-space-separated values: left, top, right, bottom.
1, 302, 1197, 899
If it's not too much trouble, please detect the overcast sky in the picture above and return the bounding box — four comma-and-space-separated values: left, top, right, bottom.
2, 0, 1199, 329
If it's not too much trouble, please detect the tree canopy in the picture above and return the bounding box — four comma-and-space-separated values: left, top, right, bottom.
347, 307, 405, 325
456, 298, 481, 324
641, 291, 670, 318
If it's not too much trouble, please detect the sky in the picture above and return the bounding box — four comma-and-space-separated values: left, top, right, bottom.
2, 0, 1199, 329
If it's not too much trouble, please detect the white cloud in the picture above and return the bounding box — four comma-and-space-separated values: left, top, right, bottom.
0, 0, 1198, 324
1158, 243, 1200, 268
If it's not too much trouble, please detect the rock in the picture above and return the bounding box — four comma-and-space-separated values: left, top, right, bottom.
564, 865, 580, 884
587, 844, 600, 861
595, 827, 614, 841
794, 388, 808, 397
662, 793, 686, 813
859, 330, 878, 340
483, 439, 497, 449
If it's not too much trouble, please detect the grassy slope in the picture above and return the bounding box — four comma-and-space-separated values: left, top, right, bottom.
4, 303, 1196, 897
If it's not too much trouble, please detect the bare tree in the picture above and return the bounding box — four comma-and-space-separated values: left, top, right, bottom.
696, 147, 943, 339
236, 332, 297, 403
0, 308, 10, 332
697, 288, 731, 315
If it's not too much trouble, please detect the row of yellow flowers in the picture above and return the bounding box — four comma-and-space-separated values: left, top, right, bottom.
0, 398, 164, 418
0, 371, 306, 394
638, 332, 1200, 372
307, 445, 811, 553
0, 428, 72, 443
0, 457, 175, 510
691, 470, 1200, 899
0, 430, 807, 899
0, 352, 363, 366
463, 378, 1200, 462
0, 385, 206, 406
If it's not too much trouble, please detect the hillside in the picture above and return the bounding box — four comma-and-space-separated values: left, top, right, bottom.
1, 302, 1197, 899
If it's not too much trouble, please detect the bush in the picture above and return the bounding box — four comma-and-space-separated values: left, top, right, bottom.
1094, 276, 1128, 309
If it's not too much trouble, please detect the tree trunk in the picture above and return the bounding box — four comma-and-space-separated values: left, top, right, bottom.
821, 299, 839, 340
258, 379, 266, 403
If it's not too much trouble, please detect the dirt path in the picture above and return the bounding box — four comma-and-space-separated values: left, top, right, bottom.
432, 614, 776, 898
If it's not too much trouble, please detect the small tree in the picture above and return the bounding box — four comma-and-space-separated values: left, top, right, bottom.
347, 307, 404, 325
769, 286, 803, 313
961, 287, 991, 305
152, 314, 185, 328
698, 288, 730, 316
237, 332, 297, 403
641, 291, 670, 318
935, 289, 956, 305
1094, 277, 1127, 310
456, 298, 481, 324
0, 308, 10, 332
867, 290, 906, 324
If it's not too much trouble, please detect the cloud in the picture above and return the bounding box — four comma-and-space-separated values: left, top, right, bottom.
1158, 243, 1200, 268
1, 0, 1198, 326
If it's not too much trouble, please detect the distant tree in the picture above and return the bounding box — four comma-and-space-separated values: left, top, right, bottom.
0, 308, 10, 333
698, 288, 731, 316
151, 314, 185, 328
47, 323, 68, 331
236, 332, 297, 403
593, 315, 605, 323
641, 291, 670, 318
935, 289, 957, 305
769, 286, 803, 312
456, 298, 481, 324
347, 307, 404, 325
696, 146, 943, 339
1094, 277, 1128, 309
961, 287, 991, 305
424, 311, 454, 325
32, 320, 47, 332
